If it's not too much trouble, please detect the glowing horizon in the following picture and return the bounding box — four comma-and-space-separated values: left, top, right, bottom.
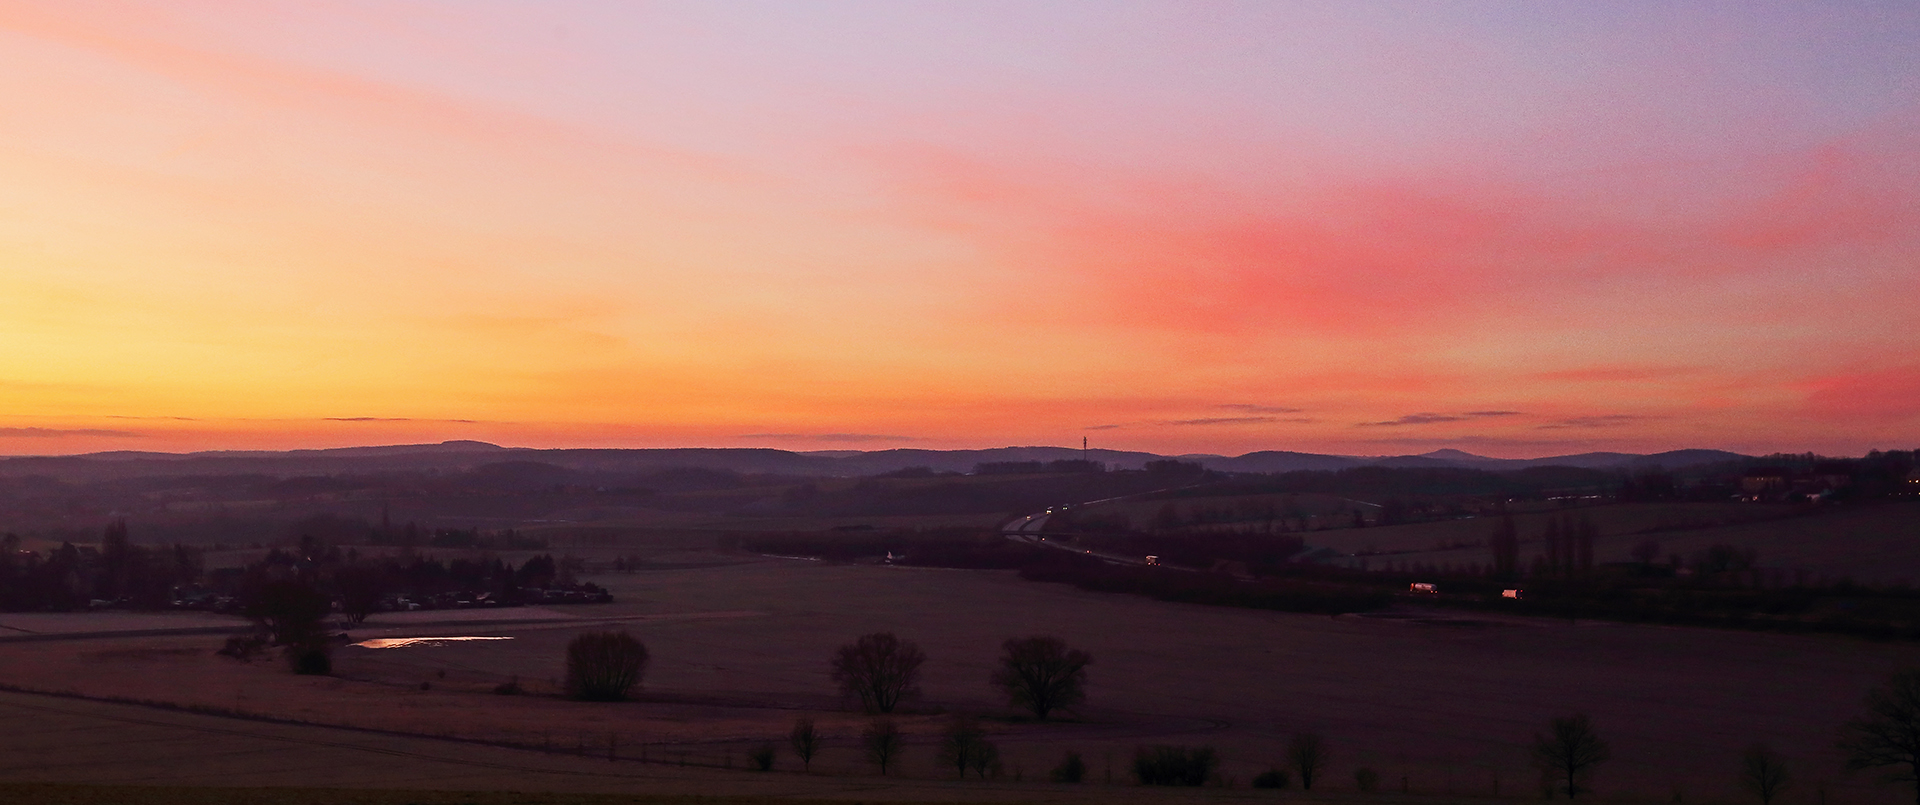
2, 2, 1916, 459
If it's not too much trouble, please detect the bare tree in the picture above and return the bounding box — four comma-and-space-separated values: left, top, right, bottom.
1741, 743, 1792, 805
1840, 668, 1920, 805
831, 632, 925, 713
748, 743, 776, 771
333, 563, 387, 626
937, 714, 990, 779
1532, 713, 1611, 798
565, 630, 648, 701
989, 635, 1092, 720
1288, 732, 1329, 790
967, 738, 999, 779
862, 718, 904, 775
1490, 512, 1520, 578
241, 578, 333, 675
789, 718, 821, 772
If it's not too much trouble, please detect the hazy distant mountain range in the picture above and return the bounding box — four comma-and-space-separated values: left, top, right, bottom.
0, 441, 1752, 481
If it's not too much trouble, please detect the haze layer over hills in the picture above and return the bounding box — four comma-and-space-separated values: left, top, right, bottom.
0, 442, 1752, 481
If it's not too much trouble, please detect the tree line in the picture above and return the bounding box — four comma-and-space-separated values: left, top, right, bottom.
484, 624, 1920, 800
0, 521, 201, 611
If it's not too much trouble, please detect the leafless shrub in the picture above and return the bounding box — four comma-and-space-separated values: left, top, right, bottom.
989, 635, 1091, 720
1532, 713, 1611, 799
565, 630, 649, 702
862, 718, 904, 775
1289, 732, 1329, 790
1740, 743, 1792, 805
749, 742, 777, 771
789, 718, 821, 771
831, 632, 924, 713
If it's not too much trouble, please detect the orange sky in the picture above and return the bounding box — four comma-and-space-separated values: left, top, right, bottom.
2, 2, 1917, 458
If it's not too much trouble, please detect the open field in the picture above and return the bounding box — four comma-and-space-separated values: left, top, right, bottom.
6, 544, 1920, 803
0, 688, 1424, 805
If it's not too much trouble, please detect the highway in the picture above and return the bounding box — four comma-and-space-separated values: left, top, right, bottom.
999, 487, 1202, 569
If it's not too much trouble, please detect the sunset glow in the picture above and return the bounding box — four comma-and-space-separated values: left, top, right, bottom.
3, 1, 1916, 457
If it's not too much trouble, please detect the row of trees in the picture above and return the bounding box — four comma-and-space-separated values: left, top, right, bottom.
0, 523, 202, 610
557, 633, 1920, 800
1488, 512, 1599, 580
553, 629, 1092, 722
827, 631, 1092, 720
1509, 671, 1920, 804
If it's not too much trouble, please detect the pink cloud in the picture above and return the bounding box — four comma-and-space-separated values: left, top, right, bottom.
1533, 366, 1704, 383
1799, 366, 1920, 422
865, 113, 1920, 341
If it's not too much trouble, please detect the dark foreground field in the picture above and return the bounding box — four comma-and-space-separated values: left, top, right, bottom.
5, 546, 1919, 804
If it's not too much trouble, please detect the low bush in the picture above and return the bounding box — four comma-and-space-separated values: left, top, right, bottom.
216, 634, 266, 662
1051, 750, 1087, 783
1253, 768, 1290, 789
1355, 766, 1381, 792
565, 630, 649, 701
287, 642, 331, 676
749, 743, 777, 771
1133, 745, 1217, 786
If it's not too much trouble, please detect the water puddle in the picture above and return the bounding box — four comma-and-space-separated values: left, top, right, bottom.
352, 636, 515, 649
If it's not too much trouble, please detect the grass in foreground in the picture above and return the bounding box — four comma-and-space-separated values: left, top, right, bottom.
0, 785, 857, 805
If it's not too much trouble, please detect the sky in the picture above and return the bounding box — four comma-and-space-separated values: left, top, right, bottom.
1, 1, 1917, 459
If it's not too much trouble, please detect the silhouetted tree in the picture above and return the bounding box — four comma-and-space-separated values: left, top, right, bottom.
1051, 750, 1087, 783
937, 714, 990, 779
1355, 766, 1381, 791
968, 739, 1000, 779
1741, 743, 1792, 805
831, 632, 924, 713
1574, 515, 1598, 575
98, 518, 131, 601
565, 630, 648, 701
862, 718, 903, 775
1289, 732, 1329, 790
241, 578, 333, 675
334, 563, 387, 626
1252, 768, 1290, 789
1840, 668, 1920, 805
789, 718, 821, 772
1490, 512, 1520, 578
990, 635, 1091, 720
1542, 517, 1565, 578
1133, 745, 1217, 786
748, 743, 776, 771
1532, 713, 1611, 798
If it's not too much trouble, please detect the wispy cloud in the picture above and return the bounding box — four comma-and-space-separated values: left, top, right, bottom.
739, 433, 921, 443
1166, 416, 1287, 426
324, 417, 478, 423
1357, 411, 1521, 427
1216, 404, 1304, 414
0, 427, 143, 438
1090, 414, 1317, 430
1537, 414, 1653, 430
1533, 366, 1701, 383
